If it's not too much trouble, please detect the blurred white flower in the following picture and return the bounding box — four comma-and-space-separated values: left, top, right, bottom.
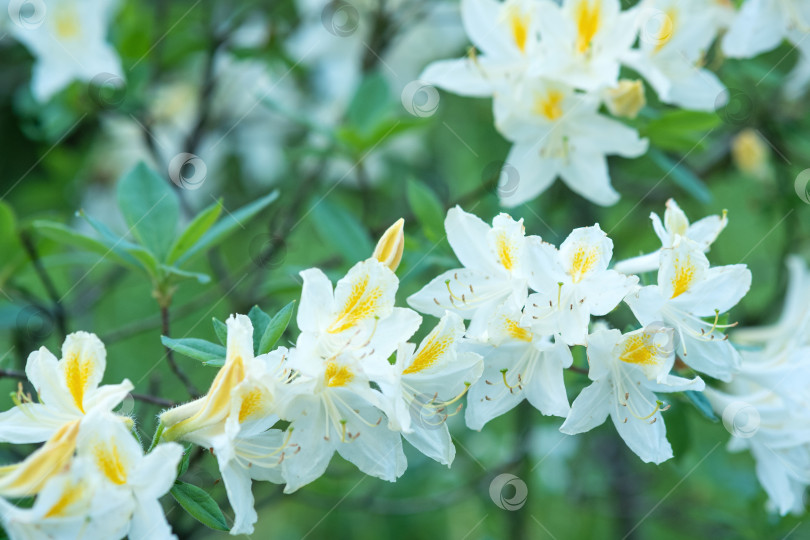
561, 327, 704, 464
8, 0, 124, 101
494, 78, 648, 206
723, 0, 810, 59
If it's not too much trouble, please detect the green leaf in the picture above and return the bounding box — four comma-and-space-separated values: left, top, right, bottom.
175, 190, 279, 265
407, 179, 445, 242
258, 301, 295, 354
684, 390, 719, 422
248, 306, 271, 355
177, 445, 192, 478
311, 199, 373, 263
649, 149, 712, 204
117, 162, 180, 262
161, 336, 226, 364
346, 72, 391, 135
667, 403, 691, 461
166, 199, 223, 265
147, 422, 165, 453
170, 482, 229, 532
212, 318, 227, 346
162, 265, 211, 284
0, 202, 21, 255
33, 221, 135, 269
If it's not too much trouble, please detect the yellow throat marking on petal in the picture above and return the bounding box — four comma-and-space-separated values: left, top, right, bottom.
505, 318, 532, 342
404, 331, 453, 375
619, 334, 657, 365
671, 257, 696, 298
64, 352, 93, 413
328, 274, 383, 334
43, 481, 85, 518
0, 421, 80, 497
654, 9, 677, 53
575, 0, 601, 54
238, 388, 264, 423
534, 90, 564, 121
325, 362, 354, 387
507, 6, 530, 53
94, 443, 127, 485
569, 245, 599, 283
495, 231, 517, 271
54, 9, 81, 40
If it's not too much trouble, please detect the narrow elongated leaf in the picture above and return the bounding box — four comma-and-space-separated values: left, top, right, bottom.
162, 265, 211, 284
248, 305, 271, 355
170, 482, 229, 532
407, 179, 445, 242
176, 190, 279, 265
161, 336, 225, 364
33, 221, 135, 269
684, 390, 718, 422
167, 199, 223, 265
117, 162, 180, 262
177, 445, 192, 477
649, 149, 712, 204
212, 317, 228, 346
311, 199, 372, 263
258, 301, 295, 354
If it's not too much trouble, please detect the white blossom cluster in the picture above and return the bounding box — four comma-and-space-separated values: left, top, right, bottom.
420, 0, 810, 206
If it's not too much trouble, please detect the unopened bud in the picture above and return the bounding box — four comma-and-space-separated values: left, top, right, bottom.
732, 128, 771, 181
373, 218, 405, 271
605, 79, 646, 119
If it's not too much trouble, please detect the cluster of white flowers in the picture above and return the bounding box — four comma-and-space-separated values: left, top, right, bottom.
6, 201, 810, 536
420, 0, 810, 207
0, 333, 182, 539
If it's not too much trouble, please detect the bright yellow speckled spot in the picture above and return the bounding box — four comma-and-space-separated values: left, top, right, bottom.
534, 90, 564, 121
671, 257, 695, 298
404, 332, 452, 375
325, 362, 354, 387
619, 334, 657, 366
505, 319, 532, 342
95, 443, 127, 485
654, 9, 677, 53
575, 0, 601, 54
496, 232, 517, 270
238, 388, 264, 423
328, 275, 383, 334
44, 481, 84, 518
508, 7, 530, 53
569, 245, 599, 283
64, 352, 93, 413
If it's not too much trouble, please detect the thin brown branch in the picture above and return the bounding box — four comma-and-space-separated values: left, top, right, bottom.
161, 304, 200, 398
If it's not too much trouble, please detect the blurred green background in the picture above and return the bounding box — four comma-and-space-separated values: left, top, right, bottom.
1, 0, 809, 538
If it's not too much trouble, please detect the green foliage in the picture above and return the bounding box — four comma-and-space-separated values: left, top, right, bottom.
170, 482, 230, 532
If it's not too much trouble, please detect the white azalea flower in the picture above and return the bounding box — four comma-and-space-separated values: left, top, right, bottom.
522, 225, 638, 345
622, 0, 731, 111
625, 237, 752, 381
420, 0, 541, 97
0, 331, 133, 444
77, 411, 182, 540
7, 0, 124, 102
465, 301, 572, 430
531, 0, 639, 91
722, 0, 810, 60
407, 207, 539, 337
493, 78, 648, 206
160, 315, 290, 535
0, 457, 131, 540
706, 379, 810, 515
614, 198, 728, 275
374, 312, 483, 465
560, 327, 704, 464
